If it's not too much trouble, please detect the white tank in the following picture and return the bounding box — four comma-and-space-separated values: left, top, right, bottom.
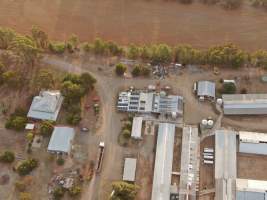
208, 120, 214, 127
202, 119, 208, 126
160, 91, 166, 97
217, 98, 223, 105
171, 112, 177, 119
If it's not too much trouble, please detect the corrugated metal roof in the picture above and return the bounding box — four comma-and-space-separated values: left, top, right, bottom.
131, 117, 143, 139
236, 191, 265, 200
215, 130, 237, 179
197, 81, 215, 98
239, 131, 267, 143
27, 91, 63, 121
123, 158, 137, 182
223, 94, 267, 115
48, 127, 75, 154
239, 143, 267, 155
151, 123, 175, 200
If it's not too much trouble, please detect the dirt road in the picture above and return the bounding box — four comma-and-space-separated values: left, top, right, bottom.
1, 0, 267, 51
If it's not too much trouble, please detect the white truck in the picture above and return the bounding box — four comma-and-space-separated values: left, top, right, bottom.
96, 142, 105, 173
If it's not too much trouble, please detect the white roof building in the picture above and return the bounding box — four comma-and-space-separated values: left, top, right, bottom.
222, 94, 267, 115
197, 81, 216, 99
239, 131, 267, 155
236, 179, 267, 200
27, 90, 63, 121
131, 117, 143, 139
151, 123, 175, 200
47, 127, 75, 154
122, 158, 137, 182
215, 129, 237, 200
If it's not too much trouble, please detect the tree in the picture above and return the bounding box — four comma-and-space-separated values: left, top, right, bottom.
140, 46, 152, 60
61, 81, 84, 102
111, 181, 139, 200
26, 132, 34, 143
221, 0, 242, 9
80, 72, 96, 92
40, 120, 54, 136
0, 27, 16, 49
53, 187, 65, 200
34, 69, 55, 90
207, 43, 247, 68
251, 50, 267, 69
141, 66, 150, 77
31, 26, 49, 49
131, 65, 142, 77
67, 34, 79, 50
127, 44, 140, 59
92, 38, 107, 55
69, 186, 82, 197
0, 150, 15, 163
56, 157, 65, 166
151, 44, 172, 64
106, 41, 124, 56
5, 116, 27, 131
19, 192, 32, 200
115, 63, 126, 76
222, 82, 236, 94
2, 70, 22, 88
48, 41, 66, 54
16, 158, 38, 176
8, 35, 40, 67
122, 129, 131, 139
174, 45, 206, 64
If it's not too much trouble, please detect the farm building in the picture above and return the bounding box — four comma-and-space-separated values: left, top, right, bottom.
47, 127, 75, 155
117, 90, 183, 116
239, 131, 267, 155
236, 179, 267, 200
215, 129, 237, 200
122, 158, 137, 182
222, 94, 267, 115
195, 81, 216, 100
151, 123, 175, 200
131, 117, 143, 139
27, 90, 64, 121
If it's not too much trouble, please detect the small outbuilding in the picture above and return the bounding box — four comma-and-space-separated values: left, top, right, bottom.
47, 127, 75, 155
131, 117, 143, 139
122, 158, 137, 182
195, 81, 216, 101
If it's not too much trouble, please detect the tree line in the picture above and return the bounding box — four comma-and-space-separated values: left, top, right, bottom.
1, 26, 267, 70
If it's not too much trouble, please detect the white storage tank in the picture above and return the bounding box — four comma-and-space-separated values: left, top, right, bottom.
201, 119, 208, 126
217, 98, 223, 105
207, 120, 214, 128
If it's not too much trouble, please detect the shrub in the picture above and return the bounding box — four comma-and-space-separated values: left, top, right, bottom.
53, 187, 65, 200
40, 120, 54, 136
19, 192, 32, 200
141, 66, 151, 77
131, 65, 142, 77
5, 116, 27, 131
16, 158, 38, 176
49, 42, 66, 54
69, 186, 82, 197
122, 129, 131, 139
222, 82, 236, 94
0, 150, 15, 163
115, 63, 126, 76
56, 157, 65, 166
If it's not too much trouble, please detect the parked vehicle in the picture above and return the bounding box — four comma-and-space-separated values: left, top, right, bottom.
96, 142, 105, 173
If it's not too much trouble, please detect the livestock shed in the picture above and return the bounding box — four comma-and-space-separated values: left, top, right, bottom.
222, 94, 267, 115
195, 81, 216, 100
122, 158, 137, 182
131, 117, 143, 139
239, 131, 267, 155
236, 179, 267, 200
151, 123, 175, 200
215, 129, 237, 200
47, 127, 75, 155
27, 90, 64, 121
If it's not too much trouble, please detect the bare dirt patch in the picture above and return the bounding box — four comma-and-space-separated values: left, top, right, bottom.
237, 153, 267, 180
0, 0, 267, 51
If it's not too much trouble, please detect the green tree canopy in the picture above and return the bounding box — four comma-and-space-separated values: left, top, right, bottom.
115, 63, 126, 76
110, 181, 139, 200
34, 69, 55, 90
31, 26, 49, 49
0, 27, 16, 49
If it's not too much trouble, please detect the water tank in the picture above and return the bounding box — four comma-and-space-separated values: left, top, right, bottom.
160, 91, 167, 97
217, 98, 223, 105
207, 120, 214, 127
171, 112, 177, 119
201, 119, 208, 126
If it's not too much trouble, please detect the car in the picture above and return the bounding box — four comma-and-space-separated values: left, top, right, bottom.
80, 127, 89, 132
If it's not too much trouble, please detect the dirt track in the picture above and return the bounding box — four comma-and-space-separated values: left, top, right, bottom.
0, 0, 267, 51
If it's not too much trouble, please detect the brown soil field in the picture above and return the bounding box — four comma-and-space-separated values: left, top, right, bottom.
0, 0, 267, 51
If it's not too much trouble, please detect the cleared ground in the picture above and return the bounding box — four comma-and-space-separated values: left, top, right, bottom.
0, 0, 267, 50
237, 153, 267, 180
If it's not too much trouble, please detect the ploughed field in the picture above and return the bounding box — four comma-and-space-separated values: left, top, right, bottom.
0, 0, 267, 51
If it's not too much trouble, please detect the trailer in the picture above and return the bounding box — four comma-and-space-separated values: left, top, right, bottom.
96, 142, 105, 173
203, 160, 214, 165
203, 155, 214, 160
204, 148, 214, 153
